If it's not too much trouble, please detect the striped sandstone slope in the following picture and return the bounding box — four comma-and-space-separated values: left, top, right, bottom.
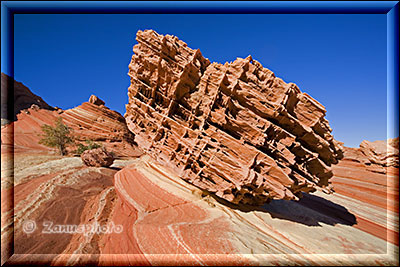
331, 139, 399, 214
125, 30, 343, 205
1, 154, 133, 265
3, 153, 397, 266
105, 155, 398, 265
1, 95, 141, 157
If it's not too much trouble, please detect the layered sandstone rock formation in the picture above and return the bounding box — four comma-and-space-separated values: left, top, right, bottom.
337, 137, 399, 174
359, 138, 399, 168
125, 30, 343, 205
1, 72, 54, 124
331, 139, 399, 216
1, 95, 141, 157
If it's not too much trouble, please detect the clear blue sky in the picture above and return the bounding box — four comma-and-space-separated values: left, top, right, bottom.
12, 14, 388, 148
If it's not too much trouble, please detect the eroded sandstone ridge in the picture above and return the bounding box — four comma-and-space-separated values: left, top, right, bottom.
359, 138, 399, 168
338, 137, 399, 174
125, 30, 343, 205
1, 95, 141, 157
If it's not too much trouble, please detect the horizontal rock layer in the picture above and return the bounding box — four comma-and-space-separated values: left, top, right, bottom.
125, 30, 343, 205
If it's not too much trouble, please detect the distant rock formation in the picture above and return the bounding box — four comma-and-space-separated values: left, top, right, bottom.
125, 30, 343, 205
1, 72, 54, 124
359, 138, 399, 168
331, 138, 399, 214
339, 137, 399, 173
1, 95, 142, 157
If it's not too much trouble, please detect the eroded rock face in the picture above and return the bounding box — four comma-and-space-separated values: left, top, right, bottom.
124, 30, 343, 205
81, 148, 114, 167
339, 137, 399, 174
359, 138, 399, 168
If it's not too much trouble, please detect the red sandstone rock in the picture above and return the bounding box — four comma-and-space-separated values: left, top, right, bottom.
1, 72, 54, 123
331, 138, 399, 215
124, 30, 343, 205
88, 94, 105, 106
337, 137, 399, 174
1, 95, 142, 157
359, 137, 399, 168
81, 148, 115, 167
3, 149, 397, 265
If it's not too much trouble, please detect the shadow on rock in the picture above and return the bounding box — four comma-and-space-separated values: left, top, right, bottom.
209, 192, 357, 227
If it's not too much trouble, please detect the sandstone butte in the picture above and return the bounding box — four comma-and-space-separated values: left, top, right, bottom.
125, 29, 344, 205
0, 91, 141, 158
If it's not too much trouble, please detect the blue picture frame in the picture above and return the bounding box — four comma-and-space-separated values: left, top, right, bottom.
1, 1, 398, 266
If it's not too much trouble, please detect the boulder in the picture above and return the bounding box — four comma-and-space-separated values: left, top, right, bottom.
81, 148, 114, 167
88, 95, 105, 106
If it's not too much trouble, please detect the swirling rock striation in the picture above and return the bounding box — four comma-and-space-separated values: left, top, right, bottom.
1, 95, 141, 157
125, 30, 343, 205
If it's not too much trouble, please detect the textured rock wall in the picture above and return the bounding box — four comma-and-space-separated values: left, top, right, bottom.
125, 30, 343, 205
335, 137, 399, 174
359, 138, 399, 168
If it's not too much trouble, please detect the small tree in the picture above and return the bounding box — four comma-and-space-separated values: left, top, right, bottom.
39, 118, 73, 156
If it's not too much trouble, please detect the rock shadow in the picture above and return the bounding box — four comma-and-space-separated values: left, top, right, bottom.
109, 166, 122, 171
209, 192, 357, 227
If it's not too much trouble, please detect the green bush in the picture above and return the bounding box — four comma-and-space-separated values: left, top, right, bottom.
39, 118, 74, 156
75, 139, 102, 155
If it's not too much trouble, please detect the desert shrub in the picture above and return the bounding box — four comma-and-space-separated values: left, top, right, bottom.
75, 139, 102, 155
38, 118, 74, 156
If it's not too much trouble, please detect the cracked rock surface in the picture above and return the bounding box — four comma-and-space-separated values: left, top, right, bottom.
125, 30, 343, 205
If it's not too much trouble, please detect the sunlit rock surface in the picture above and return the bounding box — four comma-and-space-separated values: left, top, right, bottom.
2, 151, 397, 266
125, 30, 343, 205
81, 147, 115, 167
358, 137, 399, 169
1, 95, 142, 157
